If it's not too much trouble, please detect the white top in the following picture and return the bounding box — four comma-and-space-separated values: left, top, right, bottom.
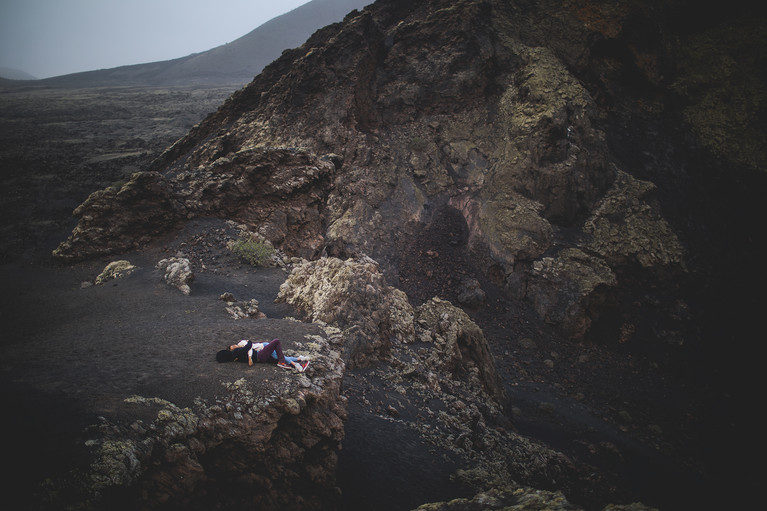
237, 339, 264, 359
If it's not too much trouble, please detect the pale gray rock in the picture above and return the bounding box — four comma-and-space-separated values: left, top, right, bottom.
156, 257, 194, 295
94, 260, 136, 285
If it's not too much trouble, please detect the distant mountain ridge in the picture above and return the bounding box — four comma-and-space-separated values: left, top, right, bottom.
4, 0, 372, 88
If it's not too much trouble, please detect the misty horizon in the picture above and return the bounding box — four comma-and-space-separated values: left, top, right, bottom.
0, 0, 313, 79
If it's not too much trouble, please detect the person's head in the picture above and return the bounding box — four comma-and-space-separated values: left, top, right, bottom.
216, 349, 236, 363
229, 344, 240, 351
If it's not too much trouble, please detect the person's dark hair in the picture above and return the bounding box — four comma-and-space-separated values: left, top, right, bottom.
216, 349, 235, 363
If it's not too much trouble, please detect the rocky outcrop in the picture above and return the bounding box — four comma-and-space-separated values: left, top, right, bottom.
583, 170, 685, 270
51, 0, 697, 344
413, 485, 659, 511
275, 256, 616, 500
54, 147, 337, 261
47, 326, 347, 511
414, 297, 506, 405
277, 256, 415, 369
518, 248, 616, 339
277, 255, 506, 404
53, 171, 181, 261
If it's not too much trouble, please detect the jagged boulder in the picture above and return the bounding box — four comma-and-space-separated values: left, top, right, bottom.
53, 171, 181, 261
414, 297, 506, 405
223, 297, 267, 320
456, 276, 487, 308
523, 248, 617, 339
94, 260, 136, 285
276, 256, 414, 368
584, 170, 685, 270
156, 256, 195, 295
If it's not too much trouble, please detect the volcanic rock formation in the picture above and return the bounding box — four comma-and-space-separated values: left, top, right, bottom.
46, 0, 765, 509
54, 0, 696, 344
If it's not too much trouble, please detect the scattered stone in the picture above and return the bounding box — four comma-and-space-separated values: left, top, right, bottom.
94, 260, 136, 285
156, 257, 194, 295
225, 299, 266, 320
219, 292, 236, 302
456, 277, 487, 308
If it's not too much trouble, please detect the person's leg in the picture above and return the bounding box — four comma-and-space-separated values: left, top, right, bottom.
256, 339, 286, 364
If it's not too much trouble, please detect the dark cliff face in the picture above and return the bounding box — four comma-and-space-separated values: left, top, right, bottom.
57, 0, 764, 377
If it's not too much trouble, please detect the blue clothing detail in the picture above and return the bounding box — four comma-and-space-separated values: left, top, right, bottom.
270, 351, 298, 363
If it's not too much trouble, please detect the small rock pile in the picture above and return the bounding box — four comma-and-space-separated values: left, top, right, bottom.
220, 292, 266, 320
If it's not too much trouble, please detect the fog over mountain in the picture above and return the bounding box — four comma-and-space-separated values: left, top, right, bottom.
0, 67, 37, 81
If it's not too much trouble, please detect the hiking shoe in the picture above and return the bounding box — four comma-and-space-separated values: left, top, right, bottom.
277, 361, 293, 370
299, 361, 310, 372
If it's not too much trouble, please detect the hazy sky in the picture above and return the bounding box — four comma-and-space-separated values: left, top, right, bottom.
0, 0, 311, 79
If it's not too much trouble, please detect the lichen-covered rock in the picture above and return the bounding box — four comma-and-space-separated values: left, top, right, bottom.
584, 170, 686, 269
53, 148, 336, 261
525, 248, 617, 339
477, 192, 554, 266
156, 256, 194, 295
413, 484, 582, 511
276, 255, 414, 368
224, 298, 266, 320
51, 0, 689, 345
492, 45, 614, 225
415, 297, 505, 405
94, 260, 136, 285
52, 171, 182, 261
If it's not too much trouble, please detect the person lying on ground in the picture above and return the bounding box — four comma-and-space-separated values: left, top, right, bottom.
216, 338, 309, 371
